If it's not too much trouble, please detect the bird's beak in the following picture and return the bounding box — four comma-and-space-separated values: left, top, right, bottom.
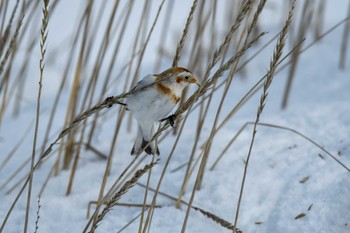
189, 76, 200, 87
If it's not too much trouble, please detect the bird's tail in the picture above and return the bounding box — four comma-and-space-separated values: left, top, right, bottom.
142, 139, 160, 155
131, 126, 159, 155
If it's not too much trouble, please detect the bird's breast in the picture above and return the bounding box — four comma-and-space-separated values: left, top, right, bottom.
126, 86, 178, 122
155, 83, 180, 104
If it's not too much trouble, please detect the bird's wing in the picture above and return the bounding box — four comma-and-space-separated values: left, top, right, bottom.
130, 74, 156, 92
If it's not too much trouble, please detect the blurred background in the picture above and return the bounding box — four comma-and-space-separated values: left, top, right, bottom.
0, 0, 349, 232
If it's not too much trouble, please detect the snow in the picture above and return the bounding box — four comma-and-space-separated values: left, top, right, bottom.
1, 1, 350, 233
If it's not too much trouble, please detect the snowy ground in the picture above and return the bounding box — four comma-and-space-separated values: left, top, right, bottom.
0, 1, 350, 233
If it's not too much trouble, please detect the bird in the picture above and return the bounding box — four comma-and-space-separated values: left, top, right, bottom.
125, 67, 199, 155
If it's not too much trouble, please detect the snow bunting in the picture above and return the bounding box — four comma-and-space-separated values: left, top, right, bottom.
126, 67, 199, 155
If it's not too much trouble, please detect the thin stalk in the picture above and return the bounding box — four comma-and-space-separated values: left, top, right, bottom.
136, 183, 242, 233
92, 0, 165, 227
281, 0, 312, 109
138, 155, 155, 233
0, 13, 23, 78
61, 0, 93, 170
339, 0, 350, 69
24, 1, 49, 232
196, 0, 258, 190
2, 17, 265, 233
233, 2, 294, 231
142, 105, 193, 233
39, 3, 86, 162
66, 0, 122, 194
211, 122, 350, 172
0, 120, 32, 172
92, 107, 126, 225
172, 0, 199, 67
153, 0, 174, 71
87, 0, 134, 144
89, 160, 159, 232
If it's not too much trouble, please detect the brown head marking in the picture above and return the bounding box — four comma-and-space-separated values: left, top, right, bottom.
176, 77, 183, 83
155, 67, 192, 80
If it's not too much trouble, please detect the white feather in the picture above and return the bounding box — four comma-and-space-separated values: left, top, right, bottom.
126, 70, 196, 155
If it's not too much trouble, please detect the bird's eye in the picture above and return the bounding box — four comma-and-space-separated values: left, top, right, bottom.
184, 76, 190, 80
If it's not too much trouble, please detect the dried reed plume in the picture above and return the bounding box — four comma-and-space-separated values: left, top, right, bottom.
233, 1, 295, 232
41, 31, 264, 164
172, 0, 199, 67
202, 0, 253, 82
24, 0, 49, 232
141, 10, 266, 233
176, 0, 256, 208
0, 30, 265, 233
89, 159, 159, 233
34, 196, 41, 233
0, 15, 24, 78
136, 182, 242, 232
192, 206, 242, 233
0, 1, 348, 233
91, 1, 166, 228
0, 0, 20, 57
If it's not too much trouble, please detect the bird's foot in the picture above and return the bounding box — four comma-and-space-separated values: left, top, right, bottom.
105, 96, 127, 108
160, 114, 177, 127
105, 96, 114, 108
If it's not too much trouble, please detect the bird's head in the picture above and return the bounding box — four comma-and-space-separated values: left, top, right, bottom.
155, 67, 200, 88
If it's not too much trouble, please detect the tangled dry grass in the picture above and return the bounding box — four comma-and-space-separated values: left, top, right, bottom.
0, 0, 349, 232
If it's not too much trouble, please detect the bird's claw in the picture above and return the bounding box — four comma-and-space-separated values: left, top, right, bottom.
161, 114, 177, 127
105, 96, 114, 108
105, 96, 127, 108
